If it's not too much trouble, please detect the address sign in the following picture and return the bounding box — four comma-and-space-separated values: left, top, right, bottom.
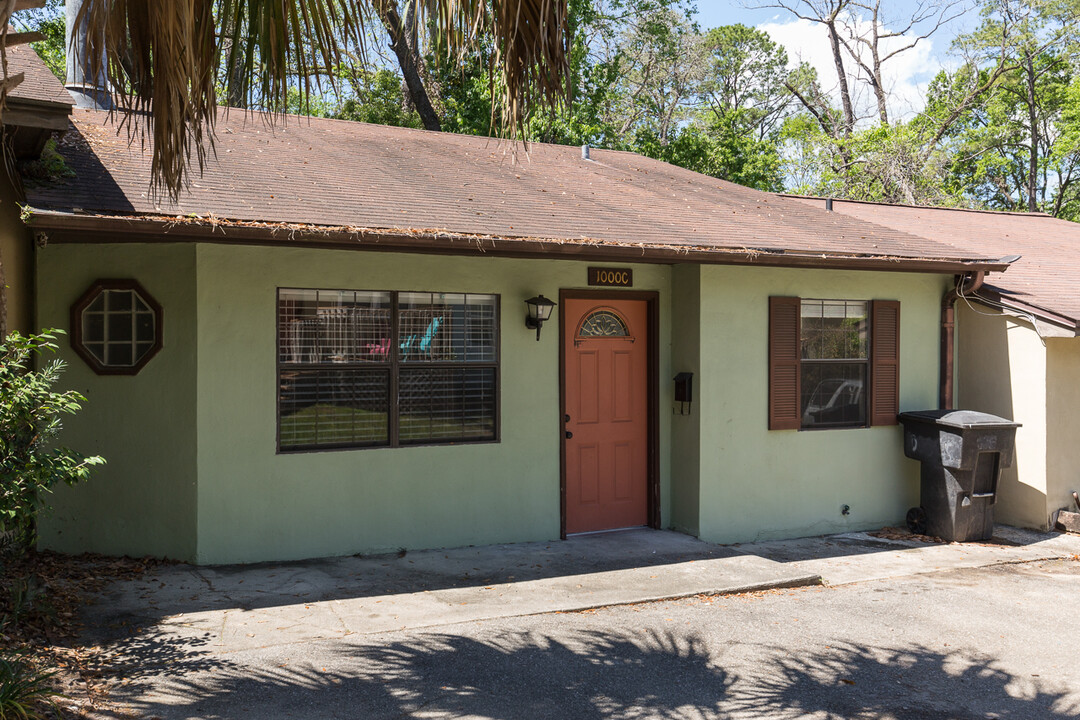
587, 267, 634, 288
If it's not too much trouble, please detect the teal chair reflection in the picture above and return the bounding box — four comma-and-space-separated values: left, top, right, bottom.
400, 317, 442, 359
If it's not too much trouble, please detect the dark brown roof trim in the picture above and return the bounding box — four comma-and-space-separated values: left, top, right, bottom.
970, 285, 1079, 334
26, 209, 1013, 274
779, 193, 1054, 219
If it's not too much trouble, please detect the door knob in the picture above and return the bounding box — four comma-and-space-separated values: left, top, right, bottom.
565, 430, 573, 439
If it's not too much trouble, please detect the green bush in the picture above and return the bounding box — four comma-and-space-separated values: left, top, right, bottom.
0, 652, 60, 720
0, 331, 104, 552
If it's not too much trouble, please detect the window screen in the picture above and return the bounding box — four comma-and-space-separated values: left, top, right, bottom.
799, 300, 868, 429
278, 289, 499, 451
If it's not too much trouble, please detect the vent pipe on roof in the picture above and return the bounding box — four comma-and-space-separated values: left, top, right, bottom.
825, 198, 834, 212
65, 0, 115, 110
582, 144, 591, 161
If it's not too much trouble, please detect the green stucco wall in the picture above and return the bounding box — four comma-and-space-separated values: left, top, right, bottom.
33, 239, 956, 564
693, 266, 950, 544
193, 245, 673, 564
669, 264, 701, 536
35, 243, 199, 561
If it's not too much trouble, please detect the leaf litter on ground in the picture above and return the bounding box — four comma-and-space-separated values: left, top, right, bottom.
1, 550, 165, 718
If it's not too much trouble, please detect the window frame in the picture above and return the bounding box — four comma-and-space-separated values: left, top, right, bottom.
70, 279, 163, 376
798, 299, 870, 431
768, 296, 900, 432
276, 287, 501, 453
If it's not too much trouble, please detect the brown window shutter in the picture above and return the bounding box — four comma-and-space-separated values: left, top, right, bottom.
769, 296, 801, 430
870, 300, 901, 426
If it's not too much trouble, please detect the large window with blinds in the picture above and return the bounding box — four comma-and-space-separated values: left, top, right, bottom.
277, 289, 499, 452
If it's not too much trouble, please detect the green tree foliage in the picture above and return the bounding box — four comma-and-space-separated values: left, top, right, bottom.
933, 0, 1080, 217
432, 48, 499, 136
0, 332, 104, 553
16, 0, 64, 81
527, 1, 789, 189
782, 0, 1080, 213
698, 24, 793, 142
1051, 78, 1080, 219
334, 69, 423, 128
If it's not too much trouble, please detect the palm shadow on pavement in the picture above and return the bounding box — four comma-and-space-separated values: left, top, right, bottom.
101, 627, 732, 719
92, 629, 1079, 719
729, 641, 1080, 720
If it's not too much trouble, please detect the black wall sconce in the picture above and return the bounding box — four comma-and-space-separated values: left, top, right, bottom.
525, 295, 556, 341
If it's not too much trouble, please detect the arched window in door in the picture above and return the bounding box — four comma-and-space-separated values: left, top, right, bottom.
577, 308, 630, 338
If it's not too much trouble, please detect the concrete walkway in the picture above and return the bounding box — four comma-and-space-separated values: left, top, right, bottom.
80, 525, 1080, 653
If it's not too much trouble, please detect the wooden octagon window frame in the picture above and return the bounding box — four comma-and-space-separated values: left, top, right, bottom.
70, 279, 163, 376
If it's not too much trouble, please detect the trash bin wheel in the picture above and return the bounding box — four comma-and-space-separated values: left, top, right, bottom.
906, 507, 927, 535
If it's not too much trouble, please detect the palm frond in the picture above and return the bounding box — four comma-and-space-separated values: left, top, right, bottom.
77, 0, 568, 201
490, 0, 569, 134
80, 0, 219, 199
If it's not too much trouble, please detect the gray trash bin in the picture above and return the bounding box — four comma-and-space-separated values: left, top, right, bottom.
898, 410, 1021, 542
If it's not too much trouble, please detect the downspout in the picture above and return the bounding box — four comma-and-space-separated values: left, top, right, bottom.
940, 271, 985, 410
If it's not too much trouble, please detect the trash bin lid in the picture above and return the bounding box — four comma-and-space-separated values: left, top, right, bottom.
899, 409, 1021, 429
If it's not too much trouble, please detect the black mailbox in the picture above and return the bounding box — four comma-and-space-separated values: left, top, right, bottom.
899, 410, 1021, 542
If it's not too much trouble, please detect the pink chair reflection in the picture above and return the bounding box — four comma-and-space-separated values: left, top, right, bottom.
366, 338, 390, 359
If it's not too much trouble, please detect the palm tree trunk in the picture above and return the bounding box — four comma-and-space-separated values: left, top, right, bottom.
227, 48, 248, 108
373, 0, 441, 132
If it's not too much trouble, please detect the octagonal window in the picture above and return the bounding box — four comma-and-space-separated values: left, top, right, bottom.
71, 280, 162, 375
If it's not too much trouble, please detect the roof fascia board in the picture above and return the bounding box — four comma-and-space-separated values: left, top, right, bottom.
26, 209, 1012, 275
5, 95, 74, 112
964, 287, 1079, 337
2, 105, 72, 131
777, 192, 1053, 219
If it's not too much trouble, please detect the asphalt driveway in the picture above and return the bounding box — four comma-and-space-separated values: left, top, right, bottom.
76, 527, 1080, 719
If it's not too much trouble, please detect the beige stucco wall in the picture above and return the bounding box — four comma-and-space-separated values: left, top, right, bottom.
955, 304, 1049, 529
35, 243, 199, 561
0, 174, 35, 335
1046, 337, 1080, 523
694, 266, 950, 544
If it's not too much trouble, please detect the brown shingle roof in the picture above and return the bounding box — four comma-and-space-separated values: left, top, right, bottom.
787, 196, 1080, 328
6, 42, 73, 108
24, 109, 1006, 272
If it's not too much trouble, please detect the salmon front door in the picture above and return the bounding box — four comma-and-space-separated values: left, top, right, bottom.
563, 296, 650, 534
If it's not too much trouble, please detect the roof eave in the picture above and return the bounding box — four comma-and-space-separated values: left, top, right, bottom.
969, 286, 1080, 337
25, 209, 1012, 274
3, 97, 73, 132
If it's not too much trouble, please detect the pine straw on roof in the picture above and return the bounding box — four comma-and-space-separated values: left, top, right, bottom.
28, 210, 1003, 269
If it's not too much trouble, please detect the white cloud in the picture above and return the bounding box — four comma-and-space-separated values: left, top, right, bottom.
758, 15, 940, 123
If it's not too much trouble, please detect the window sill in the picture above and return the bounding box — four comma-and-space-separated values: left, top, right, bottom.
798, 424, 871, 432
276, 437, 501, 455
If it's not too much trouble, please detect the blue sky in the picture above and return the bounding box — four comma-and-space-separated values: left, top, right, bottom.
695, 1, 981, 45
